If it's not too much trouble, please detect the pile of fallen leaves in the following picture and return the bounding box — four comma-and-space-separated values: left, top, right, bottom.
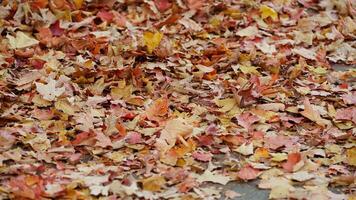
0, 0, 355, 199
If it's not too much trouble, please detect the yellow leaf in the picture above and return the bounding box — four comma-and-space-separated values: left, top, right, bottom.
141, 176, 166, 192
73, 0, 84, 9
143, 31, 163, 54
253, 147, 270, 161
251, 109, 277, 122
215, 98, 237, 112
89, 78, 106, 96
239, 65, 261, 75
270, 153, 287, 162
110, 81, 132, 100
209, 17, 221, 27
260, 5, 278, 21
55, 99, 77, 115
346, 147, 356, 166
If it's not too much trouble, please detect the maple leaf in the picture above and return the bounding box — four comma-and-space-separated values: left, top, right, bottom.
194, 169, 230, 185
260, 5, 278, 21
335, 107, 356, 124
192, 151, 212, 162
237, 26, 258, 37
97, 11, 114, 23
145, 97, 169, 121
264, 135, 294, 150
289, 171, 314, 182
154, 0, 172, 12
7, 31, 39, 49
0, 130, 16, 150
234, 143, 254, 156
236, 112, 260, 131
125, 132, 142, 144
224, 190, 242, 199
346, 147, 356, 166
253, 147, 270, 161
300, 98, 331, 127
72, 131, 95, 146
259, 177, 293, 199
143, 31, 163, 54
35, 78, 65, 101
95, 131, 112, 148
342, 92, 356, 105
55, 99, 77, 115
155, 118, 193, 153
187, 0, 205, 10
73, 0, 84, 9
282, 152, 302, 172
237, 165, 260, 181
141, 176, 166, 192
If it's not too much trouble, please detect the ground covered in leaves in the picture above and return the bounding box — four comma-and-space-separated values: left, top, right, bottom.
0, 0, 355, 199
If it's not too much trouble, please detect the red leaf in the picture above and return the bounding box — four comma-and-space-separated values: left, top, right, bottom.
146, 97, 169, 121
187, 0, 205, 10
205, 123, 219, 135
72, 131, 94, 146
264, 135, 294, 150
282, 152, 302, 172
30, 0, 49, 10
198, 135, 214, 146
50, 21, 64, 36
192, 151, 212, 162
236, 112, 259, 131
335, 107, 356, 124
97, 11, 114, 23
154, 0, 172, 12
237, 165, 260, 180
30, 59, 46, 69
126, 132, 142, 144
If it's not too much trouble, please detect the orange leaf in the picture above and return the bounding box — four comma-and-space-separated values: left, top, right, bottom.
282, 152, 301, 172
300, 98, 330, 127
141, 176, 166, 192
146, 97, 169, 120
237, 165, 260, 180
115, 121, 127, 138
253, 147, 269, 160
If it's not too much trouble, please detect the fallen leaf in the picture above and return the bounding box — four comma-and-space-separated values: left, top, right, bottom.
236, 112, 260, 131
260, 5, 278, 21
143, 31, 164, 54
335, 107, 356, 124
237, 165, 260, 181
192, 151, 212, 162
154, 0, 172, 12
234, 143, 254, 156
95, 131, 112, 148
141, 176, 166, 192
237, 26, 258, 37
155, 118, 193, 153
346, 147, 356, 166
282, 152, 302, 172
35, 78, 65, 101
289, 171, 314, 182
224, 190, 242, 199
195, 170, 230, 185
300, 98, 331, 127
7, 31, 39, 49
146, 97, 169, 120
